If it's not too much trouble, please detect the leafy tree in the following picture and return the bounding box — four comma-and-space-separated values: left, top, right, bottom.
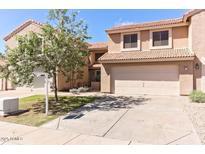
7, 9, 89, 103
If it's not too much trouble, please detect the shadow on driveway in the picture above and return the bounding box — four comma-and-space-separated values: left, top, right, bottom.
64, 95, 150, 120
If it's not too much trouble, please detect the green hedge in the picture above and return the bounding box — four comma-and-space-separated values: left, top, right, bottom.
190, 90, 205, 103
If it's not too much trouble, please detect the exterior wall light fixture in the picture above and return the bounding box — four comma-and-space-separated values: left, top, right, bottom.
184, 65, 188, 71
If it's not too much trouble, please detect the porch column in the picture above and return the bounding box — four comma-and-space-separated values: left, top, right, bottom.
101, 64, 111, 93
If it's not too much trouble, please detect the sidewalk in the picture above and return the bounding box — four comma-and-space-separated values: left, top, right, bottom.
0, 121, 130, 145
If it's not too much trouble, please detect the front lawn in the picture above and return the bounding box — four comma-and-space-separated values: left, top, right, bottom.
0, 95, 95, 126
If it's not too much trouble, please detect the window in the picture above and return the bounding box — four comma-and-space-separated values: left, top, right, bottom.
152, 30, 169, 47
89, 70, 101, 82
95, 53, 104, 61
123, 34, 138, 49
150, 29, 172, 49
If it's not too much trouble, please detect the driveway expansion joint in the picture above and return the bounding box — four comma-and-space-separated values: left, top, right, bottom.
102, 109, 129, 137
166, 131, 193, 145
128, 140, 132, 145
63, 134, 81, 145
56, 117, 61, 130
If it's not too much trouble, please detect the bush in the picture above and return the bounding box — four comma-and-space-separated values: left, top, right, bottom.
70, 88, 79, 94
69, 87, 89, 94
190, 90, 205, 103
78, 87, 89, 92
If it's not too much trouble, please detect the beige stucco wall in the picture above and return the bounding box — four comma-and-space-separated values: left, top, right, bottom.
172, 26, 188, 49
107, 26, 188, 53
189, 10, 205, 91
141, 30, 149, 51
5, 23, 42, 49
108, 33, 121, 53
89, 52, 95, 65
57, 65, 89, 91
101, 61, 193, 95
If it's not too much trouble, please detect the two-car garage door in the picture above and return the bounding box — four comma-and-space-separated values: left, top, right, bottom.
111, 65, 180, 96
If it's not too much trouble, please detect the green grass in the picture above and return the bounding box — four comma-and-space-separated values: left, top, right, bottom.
0, 95, 95, 126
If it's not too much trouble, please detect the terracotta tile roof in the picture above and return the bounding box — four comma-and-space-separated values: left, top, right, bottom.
4, 19, 43, 41
106, 9, 205, 33
106, 18, 184, 32
88, 42, 108, 50
99, 48, 194, 63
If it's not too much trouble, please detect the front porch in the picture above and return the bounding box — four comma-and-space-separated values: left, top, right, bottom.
89, 67, 101, 91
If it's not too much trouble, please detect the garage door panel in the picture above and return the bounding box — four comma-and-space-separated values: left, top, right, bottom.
114, 73, 178, 81
111, 65, 179, 96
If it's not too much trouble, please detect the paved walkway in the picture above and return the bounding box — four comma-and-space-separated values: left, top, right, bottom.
0, 121, 129, 145
0, 89, 103, 98
0, 89, 44, 98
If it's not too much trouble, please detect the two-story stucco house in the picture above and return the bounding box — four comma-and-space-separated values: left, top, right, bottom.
2, 9, 205, 96
98, 9, 205, 96
2, 20, 107, 91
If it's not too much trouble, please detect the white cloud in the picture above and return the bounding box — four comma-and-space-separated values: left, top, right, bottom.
113, 18, 134, 27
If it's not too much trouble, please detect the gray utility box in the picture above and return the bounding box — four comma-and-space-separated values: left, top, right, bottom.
0, 97, 19, 116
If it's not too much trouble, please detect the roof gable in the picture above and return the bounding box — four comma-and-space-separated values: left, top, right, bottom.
4, 20, 43, 41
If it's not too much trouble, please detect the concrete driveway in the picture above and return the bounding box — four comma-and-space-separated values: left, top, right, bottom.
41, 95, 201, 145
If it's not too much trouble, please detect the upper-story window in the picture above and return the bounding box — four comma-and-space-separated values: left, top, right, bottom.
123, 34, 138, 48
121, 32, 140, 51
150, 29, 172, 49
153, 31, 168, 46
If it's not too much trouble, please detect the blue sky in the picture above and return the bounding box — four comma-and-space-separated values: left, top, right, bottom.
0, 9, 187, 52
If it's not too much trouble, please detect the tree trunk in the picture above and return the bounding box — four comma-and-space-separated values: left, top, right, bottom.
1, 79, 3, 90
70, 71, 74, 88
53, 72, 58, 102
5, 78, 8, 91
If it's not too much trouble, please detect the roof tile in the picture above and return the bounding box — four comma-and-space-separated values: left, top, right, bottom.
88, 42, 108, 50
107, 18, 183, 32
99, 48, 194, 62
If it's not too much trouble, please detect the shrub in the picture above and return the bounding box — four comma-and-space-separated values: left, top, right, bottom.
78, 87, 89, 92
190, 90, 205, 103
70, 88, 79, 94
70, 87, 89, 94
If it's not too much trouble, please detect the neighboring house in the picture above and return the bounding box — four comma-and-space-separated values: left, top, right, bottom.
3, 20, 107, 91
98, 9, 205, 96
